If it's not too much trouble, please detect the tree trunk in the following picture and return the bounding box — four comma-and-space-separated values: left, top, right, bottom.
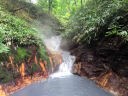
81, 0, 83, 6
74, 0, 77, 6
48, 0, 52, 13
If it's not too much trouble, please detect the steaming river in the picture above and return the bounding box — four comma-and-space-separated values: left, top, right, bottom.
12, 36, 112, 96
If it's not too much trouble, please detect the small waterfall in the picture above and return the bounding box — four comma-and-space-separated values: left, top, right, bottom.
44, 36, 75, 78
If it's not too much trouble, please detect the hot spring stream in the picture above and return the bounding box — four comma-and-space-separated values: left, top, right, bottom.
12, 36, 113, 96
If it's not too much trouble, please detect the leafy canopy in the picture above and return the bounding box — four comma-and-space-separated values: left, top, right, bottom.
64, 0, 128, 45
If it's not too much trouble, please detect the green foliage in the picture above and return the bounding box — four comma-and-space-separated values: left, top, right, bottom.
39, 45, 49, 61
0, 44, 9, 53
64, 0, 128, 45
17, 48, 28, 59
0, 9, 38, 46
0, 66, 13, 83
26, 63, 40, 75
37, 0, 87, 25
31, 63, 40, 73
14, 47, 29, 63
37, 0, 49, 11
0, 1, 49, 83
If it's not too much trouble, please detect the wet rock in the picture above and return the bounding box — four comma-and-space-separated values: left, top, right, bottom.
72, 62, 81, 75
49, 51, 62, 66
71, 45, 128, 96
0, 85, 6, 96
47, 49, 62, 73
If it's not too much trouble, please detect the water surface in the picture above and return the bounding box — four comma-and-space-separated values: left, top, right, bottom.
12, 75, 112, 96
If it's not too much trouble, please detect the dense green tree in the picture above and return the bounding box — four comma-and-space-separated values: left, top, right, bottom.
64, 0, 128, 45
0, 1, 49, 82
37, 0, 86, 24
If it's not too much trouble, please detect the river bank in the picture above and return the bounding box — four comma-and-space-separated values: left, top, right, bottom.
70, 45, 128, 96
0, 72, 48, 96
